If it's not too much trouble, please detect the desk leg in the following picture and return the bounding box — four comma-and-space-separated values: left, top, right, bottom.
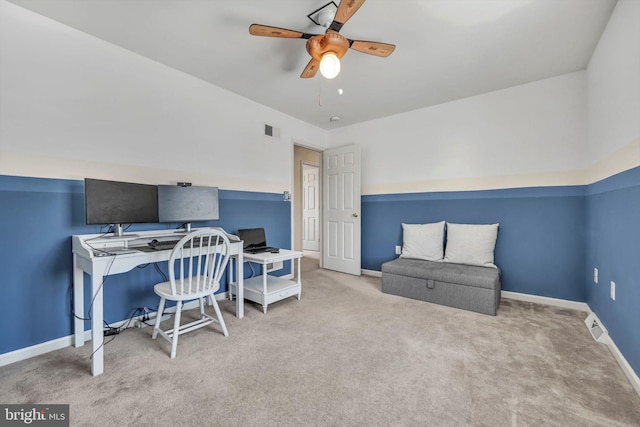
91, 274, 104, 376
297, 256, 302, 300
235, 252, 244, 319
73, 255, 85, 347
262, 268, 268, 314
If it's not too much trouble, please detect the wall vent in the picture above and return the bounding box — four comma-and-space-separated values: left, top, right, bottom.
264, 124, 281, 139
584, 312, 608, 343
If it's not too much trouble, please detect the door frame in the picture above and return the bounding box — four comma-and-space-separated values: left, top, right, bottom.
291, 140, 324, 268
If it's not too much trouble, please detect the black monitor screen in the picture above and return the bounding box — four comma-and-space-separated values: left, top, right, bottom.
157, 185, 219, 223
84, 178, 159, 225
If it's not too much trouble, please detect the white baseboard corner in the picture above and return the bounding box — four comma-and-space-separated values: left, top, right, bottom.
361, 269, 382, 277
501, 290, 590, 312
0, 292, 230, 369
584, 310, 640, 398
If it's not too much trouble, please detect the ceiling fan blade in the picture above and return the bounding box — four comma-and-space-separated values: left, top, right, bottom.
300, 58, 320, 78
249, 24, 315, 39
327, 0, 366, 33
349, 40, 396, 57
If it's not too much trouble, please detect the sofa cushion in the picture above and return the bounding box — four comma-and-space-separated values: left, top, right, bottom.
444, 222, 499, 268
400, 221, 445, 261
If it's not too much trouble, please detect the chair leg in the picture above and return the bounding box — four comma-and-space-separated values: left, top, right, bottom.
210, 297, 229, 337
199, 297, 205, 318
170, 301, 182, 359
152, 297, 166, 340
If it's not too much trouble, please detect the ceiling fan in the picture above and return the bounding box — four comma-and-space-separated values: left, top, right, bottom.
249, 0, 395, 79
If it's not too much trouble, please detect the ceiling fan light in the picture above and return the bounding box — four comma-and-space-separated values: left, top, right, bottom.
320, 52, 341, 79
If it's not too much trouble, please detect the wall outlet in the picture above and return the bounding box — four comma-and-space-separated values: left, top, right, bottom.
395, 245, 402, 255
594, 267, 598, 284
610, 281, 616, 301
266, 261, 283, 273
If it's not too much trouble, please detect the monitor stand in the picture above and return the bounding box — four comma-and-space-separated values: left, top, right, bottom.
113, 223, 124, 237
174, 222, 193, 233
106, 224, 138, 239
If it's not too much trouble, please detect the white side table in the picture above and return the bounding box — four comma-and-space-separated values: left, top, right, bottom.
229, 249, 303, 314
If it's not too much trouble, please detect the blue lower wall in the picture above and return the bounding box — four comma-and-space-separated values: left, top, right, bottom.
0, 175, 290, 355
2, 169, 638, 379
585, 167, 640, 379
362, 186, 587, 301
361, 166, 639, 377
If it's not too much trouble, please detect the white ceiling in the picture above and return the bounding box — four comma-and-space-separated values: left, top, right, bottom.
8, 0, 617, 130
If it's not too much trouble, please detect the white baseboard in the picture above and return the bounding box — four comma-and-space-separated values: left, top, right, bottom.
0, 330, 91, 368
601, 332, 640, 397
501, 290, 590, 312
361, 269, 382, 277
503, 291, 640, 398
0, 292, 230, 368
2, 288, 639, 398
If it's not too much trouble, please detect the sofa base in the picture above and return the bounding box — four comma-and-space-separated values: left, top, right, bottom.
382, 273, 498, 315
381, 259, 501, 315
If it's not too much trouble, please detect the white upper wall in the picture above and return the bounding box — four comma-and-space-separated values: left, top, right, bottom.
328, 72, 587, 195
586, 0, 640, 167
2, 0, 634, 196
0, 1, 327, 192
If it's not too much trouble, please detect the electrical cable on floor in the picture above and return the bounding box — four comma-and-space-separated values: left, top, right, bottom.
115, 308, 142, 333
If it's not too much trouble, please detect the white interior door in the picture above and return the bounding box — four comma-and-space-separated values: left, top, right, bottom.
302, 163, 320, 251
322, 145, 361, 276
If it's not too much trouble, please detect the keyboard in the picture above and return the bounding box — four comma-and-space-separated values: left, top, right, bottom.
245, 246, 279, 254
148, 237, 213, 250
148, 239, 180, 250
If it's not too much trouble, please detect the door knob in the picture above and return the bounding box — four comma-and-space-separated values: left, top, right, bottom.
352, 212, 359, 218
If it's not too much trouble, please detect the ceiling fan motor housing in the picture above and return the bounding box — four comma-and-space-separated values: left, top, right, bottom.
306, 32, 349, 61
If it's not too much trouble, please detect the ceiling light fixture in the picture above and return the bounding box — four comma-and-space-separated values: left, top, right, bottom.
320, 52, 341, 79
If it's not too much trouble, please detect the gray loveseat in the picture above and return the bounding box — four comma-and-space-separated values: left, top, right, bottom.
381, 258, 501, 315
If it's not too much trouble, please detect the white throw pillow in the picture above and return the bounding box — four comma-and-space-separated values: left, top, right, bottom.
444, 223, 499, 268
400, 221, 445, 261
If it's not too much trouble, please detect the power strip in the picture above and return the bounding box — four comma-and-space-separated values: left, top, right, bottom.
135, 314, 170, 328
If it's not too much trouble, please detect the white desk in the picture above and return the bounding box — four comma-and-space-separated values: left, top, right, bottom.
230, 249, 302, 314
72, 228, 244, 376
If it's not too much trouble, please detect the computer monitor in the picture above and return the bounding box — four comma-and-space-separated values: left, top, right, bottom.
84, 178, 159, 236
157, 185, 219, 232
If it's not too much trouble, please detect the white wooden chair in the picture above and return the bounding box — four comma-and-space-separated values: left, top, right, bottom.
152, 228, 230, 358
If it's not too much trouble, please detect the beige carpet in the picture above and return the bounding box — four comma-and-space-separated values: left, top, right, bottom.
1, 259, 639, 426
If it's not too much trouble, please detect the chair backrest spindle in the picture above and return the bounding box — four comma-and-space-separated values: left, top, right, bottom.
167, 229, 231, 298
